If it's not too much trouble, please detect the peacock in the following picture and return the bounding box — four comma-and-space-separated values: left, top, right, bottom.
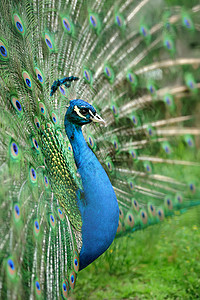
0, 0, 200, 298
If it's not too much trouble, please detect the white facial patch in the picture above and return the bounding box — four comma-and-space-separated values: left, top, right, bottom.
74, 105, 87, 119
89, 109, 95, 117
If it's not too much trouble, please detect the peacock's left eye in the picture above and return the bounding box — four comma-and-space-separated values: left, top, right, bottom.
80, 108, 88, 116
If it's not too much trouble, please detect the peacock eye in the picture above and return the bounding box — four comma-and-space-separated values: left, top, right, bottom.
80, 108, 88, 116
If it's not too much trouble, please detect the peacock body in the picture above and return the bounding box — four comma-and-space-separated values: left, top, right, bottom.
0, 0, 200, 298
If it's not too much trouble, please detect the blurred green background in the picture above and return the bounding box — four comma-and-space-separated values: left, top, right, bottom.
72, 207, 200, 299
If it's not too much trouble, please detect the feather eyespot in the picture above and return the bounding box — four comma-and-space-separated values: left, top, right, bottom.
163, 94, 175, 109
89, 13, 101, 33
62, 17, 74, 35
187, 138, 193, 147
34, 117, 40, 130
32, 137, 39, 151
34, 139, 39, 149
163, 143, 171, 154
0, 45, 7, 57
115, 15, 124, 27
129, 180, 134, 191
165, 40, 171, 49
29, 167, 37, 183
140, 25, 150, 39
35, 280, 41, 296
69, 271, 76, 289
35, 68, 44, 85
51, 112, 59, 125
182, 14, 194, 30
147, 126, 155, 137
165, 196, 173, 210
112, 105, 117, 115
184, 18, 191, 28
128, 73, 133, 82
127, 72, 138, 88
106, 157, 114, 173
130, 149, 137, 160
189, 183, 196, 194
113, 140, 119, 151
73, 252, 79, 273
131, 114, 140, 126
34, 220, 40, 236
39, 102, 46, 116
148, 204, 156, 216
83, 69, 92, 84
90, 15, 97, 27
165, 96, 171, 105
157, 208, 165, 221
163, 35, 175, 53
148, 84, 156, 94
105, 66, 110, 77
185, 73, 197, 92
125, 212, 135, 228
184, 135, 194, 148
132, 199, 139, 212
63, 18, 71, 33
188, 81, 194, 89
104, 65, 114, 82
57, 207, 64, 221
190, 81, 194, 89
107, 162, 111, 169
140, 25, 151, 42
14, 204, 20, 216
66, 142, 73, 156
45, 38, 52, 49
140, 210, 148, 224
144, 162, 152, 173
45, 34, 53, 50
84, 70, 90, 81
0, 40, 9, 60
88, 135, 94, 148
44, 175, 49, 188
10, 141, 20, 160
7, 258, 16, 278
11, 96, 23, 114
49, 214, 56, 228
140, 26, 147, 36
22, 71, 32, 89
13, 14, 25, 35
62, 280, 69, 298
132, 116, 137, 125
176, 194, 183, 204
14, 203, 21, 222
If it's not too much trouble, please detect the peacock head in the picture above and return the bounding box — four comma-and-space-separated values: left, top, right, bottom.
65, 99, 105, 126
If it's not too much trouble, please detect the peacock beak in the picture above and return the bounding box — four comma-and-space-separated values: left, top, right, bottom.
89, 111, 106, 126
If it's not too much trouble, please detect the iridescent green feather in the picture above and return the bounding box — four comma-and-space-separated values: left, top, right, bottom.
0, 0, 200, 298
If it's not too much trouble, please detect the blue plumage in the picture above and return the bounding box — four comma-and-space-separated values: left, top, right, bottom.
65, 99, 119, 270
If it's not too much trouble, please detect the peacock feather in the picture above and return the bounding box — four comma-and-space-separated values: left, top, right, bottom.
0, 0, 200, 298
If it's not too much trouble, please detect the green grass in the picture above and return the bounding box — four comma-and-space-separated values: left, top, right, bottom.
72, 207, 200, 299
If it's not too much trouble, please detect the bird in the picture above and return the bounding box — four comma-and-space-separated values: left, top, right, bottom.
0, 0, 200, 299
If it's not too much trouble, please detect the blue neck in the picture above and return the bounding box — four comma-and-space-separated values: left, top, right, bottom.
64, 118, 119, 270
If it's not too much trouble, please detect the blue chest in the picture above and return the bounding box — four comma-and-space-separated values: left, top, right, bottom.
64, 119, 119, 270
